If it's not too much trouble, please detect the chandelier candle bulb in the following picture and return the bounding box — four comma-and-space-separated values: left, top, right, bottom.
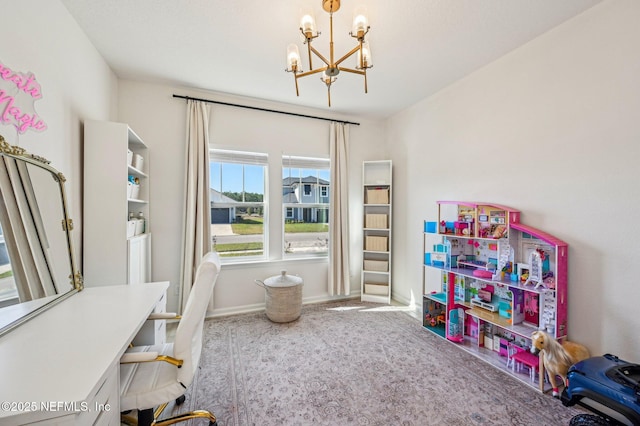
352, 6, 369, 39
322, 72, 336, 85
286, 44, 301, 71
300, 12, 317, 37
357, 41, 372, 69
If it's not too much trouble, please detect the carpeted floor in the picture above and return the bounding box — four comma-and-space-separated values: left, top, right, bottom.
168, 300, 583, 425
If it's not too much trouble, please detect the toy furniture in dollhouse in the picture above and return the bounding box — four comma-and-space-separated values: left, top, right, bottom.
423, 296, 447, 338
470, 287, 498, 312
498, 337, 510, 357
447, 307, 464, 342
517, 263, 530, 284
510, 345, 542, 383
506, 341, 519, 370
425, 243, 448, 267
466, 315, 479, 340
422, 201, 568, 393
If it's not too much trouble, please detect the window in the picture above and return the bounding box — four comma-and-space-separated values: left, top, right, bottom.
282, 155, 330, 257
210, 149, 267, 260
0, 222, 17, 307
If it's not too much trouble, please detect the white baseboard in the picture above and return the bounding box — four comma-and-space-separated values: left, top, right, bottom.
206, 294, 361, 319
390, 292, 422, 320
205, 291, 421, 321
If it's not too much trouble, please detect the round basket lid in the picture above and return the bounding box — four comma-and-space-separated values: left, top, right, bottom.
263, 270, 303, 287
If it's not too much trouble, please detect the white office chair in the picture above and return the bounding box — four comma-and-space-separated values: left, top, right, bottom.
120, 251, 221, 426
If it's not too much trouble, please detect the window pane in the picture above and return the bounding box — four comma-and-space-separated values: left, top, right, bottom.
212, 205, 264, 258
284, 206, 329, 255
210, 162, 222, 191
220, 163, 243, 199
211, 151, 266, 260
244, 165, 264, 201
282, 156, 330, 257
0, 222, 17, 307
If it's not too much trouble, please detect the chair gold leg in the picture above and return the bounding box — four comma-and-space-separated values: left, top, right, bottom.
153, 409, 217, 426
121, 407, 216, 426
154, 402, 169, 419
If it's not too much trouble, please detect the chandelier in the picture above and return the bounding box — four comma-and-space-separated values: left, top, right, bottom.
285, 0, 372, 107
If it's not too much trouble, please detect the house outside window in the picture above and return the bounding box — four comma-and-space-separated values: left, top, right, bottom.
210, 149, 267, 261
282, 155, 330, 257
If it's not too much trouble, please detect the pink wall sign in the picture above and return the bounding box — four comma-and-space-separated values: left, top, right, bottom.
0, 61, 47, 135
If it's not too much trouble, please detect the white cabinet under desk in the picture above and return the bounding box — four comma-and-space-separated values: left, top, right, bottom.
132, 286, 167, 346
0, 282, 168, 425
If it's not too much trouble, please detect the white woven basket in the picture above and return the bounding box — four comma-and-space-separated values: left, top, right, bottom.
255, 271, 303, 323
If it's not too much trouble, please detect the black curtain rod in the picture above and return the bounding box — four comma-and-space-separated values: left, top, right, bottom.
172, 94, 360, 126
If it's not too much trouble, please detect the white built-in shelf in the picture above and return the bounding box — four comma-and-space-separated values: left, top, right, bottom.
361, 160, 392, 304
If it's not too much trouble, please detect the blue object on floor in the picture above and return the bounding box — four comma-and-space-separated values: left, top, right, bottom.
562, 353, 640, 425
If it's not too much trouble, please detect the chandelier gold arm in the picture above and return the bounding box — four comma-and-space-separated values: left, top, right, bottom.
329, 12, 335, 66
307, 41, 313, 70
293, 66, 328, 99
339, 67, 368, 93
309, 45, 331, 68
336, 67, 365, 75
296, 67, 328, 79
365, 69, 368, 93
334, 44, 362, 67
300, 28, 320, 70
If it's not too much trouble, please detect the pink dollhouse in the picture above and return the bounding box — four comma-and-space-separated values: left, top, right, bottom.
422, 201, 568, 392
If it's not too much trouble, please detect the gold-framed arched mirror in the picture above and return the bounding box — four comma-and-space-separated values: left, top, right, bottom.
0, 134, 82, 337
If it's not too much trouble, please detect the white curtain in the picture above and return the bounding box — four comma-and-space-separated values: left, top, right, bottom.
328, 122, 350, 295
180, 100, 212, 313
0, 157, 56, 301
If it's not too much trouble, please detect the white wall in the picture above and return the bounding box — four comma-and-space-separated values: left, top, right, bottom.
1, 0, 117, 269
117, 81, 387, 314
388, 0, 640, 359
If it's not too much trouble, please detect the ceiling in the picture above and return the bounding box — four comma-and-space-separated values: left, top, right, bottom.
60, 0, 601, 120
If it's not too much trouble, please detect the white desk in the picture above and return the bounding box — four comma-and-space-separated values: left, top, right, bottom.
0, 282, 168, 425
